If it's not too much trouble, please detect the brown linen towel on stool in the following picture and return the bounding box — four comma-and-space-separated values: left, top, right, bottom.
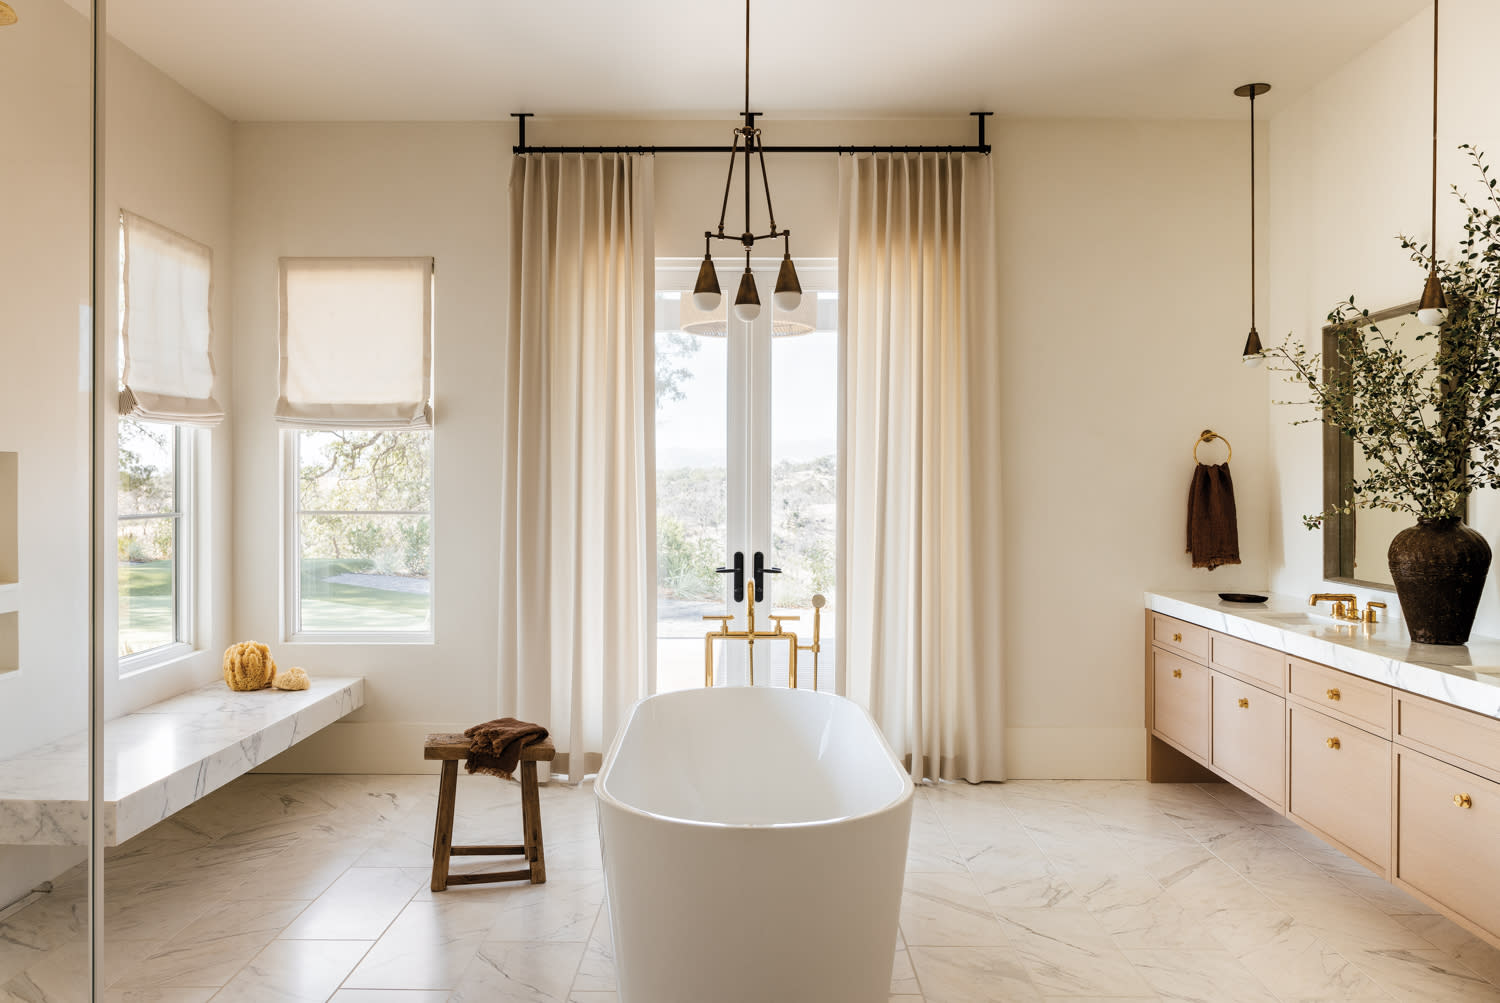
463, 717, 549, 780
1187, 462, 1241, 570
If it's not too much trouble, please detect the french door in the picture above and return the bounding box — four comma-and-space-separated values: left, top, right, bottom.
653, 258, 838, 693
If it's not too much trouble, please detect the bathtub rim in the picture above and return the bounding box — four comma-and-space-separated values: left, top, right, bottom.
596, 687, 915, 831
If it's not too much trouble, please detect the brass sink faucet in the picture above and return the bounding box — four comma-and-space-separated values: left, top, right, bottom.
1308, 593, 1384, 623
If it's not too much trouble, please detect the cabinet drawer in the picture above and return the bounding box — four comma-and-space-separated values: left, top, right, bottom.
1210, 633, 1284, 692
1212, 671, 1286, 806
1397, 694, 1500, 779
1398, 750, 1500, 939
1152, 649, 1209, 761
1289, 658, 1392, 737
1289, 705, 1391, 871
1151, 614, 1209, 661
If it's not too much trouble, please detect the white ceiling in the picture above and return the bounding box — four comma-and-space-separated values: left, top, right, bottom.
95, 0, 1431, 123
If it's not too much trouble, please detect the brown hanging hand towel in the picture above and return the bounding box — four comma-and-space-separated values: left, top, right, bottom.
1187, 462, 1241, 570
463, 717, 550, 780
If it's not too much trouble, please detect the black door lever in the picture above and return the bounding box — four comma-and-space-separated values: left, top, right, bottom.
752, 551, 780, 602
716, 551, 746, 603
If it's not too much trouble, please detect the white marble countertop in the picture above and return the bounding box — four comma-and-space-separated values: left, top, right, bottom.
1147, 591, 1500, 720
0, 676, 363, 846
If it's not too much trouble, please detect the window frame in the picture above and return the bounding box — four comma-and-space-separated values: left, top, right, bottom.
283, 427, 436, 644
117, 419, 194, 675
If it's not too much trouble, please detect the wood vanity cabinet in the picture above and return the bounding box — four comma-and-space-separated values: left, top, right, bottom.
1146, 609, 1500, 949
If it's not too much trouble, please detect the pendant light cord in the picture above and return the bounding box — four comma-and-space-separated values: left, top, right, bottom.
744, 0, 750, 117
1250, 89, 1257, 333
1431, 0, 1439, 269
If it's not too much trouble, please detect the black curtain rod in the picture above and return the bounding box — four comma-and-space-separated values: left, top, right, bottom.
510, 112, 994, 157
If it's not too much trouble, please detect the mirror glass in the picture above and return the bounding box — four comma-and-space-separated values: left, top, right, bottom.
1322, 305, 1445, 589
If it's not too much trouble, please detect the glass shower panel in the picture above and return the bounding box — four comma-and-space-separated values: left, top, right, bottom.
0, 0, 96, 999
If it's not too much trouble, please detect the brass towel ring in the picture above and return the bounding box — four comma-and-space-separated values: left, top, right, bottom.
1194, 429, 1232, 464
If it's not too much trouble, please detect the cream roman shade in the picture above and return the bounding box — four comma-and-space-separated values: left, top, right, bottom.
276, 257, 434, 429
119, 211, 224, 425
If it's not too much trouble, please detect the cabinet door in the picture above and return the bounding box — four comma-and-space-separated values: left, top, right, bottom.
1212, 671, 1285, 808
1398, 750, 1500, 940
1289, 705, 1390, 873
1152, 648, 1209, 761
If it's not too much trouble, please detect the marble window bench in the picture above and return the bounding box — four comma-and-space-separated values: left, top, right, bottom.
0, 676, 364, 845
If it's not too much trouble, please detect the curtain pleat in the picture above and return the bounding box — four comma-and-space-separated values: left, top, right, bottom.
837, 152, 1002, 782
501, 153, 655, 780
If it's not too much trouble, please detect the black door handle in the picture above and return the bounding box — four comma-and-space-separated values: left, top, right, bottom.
752, 551, 780, 602
716, 551, 745, 603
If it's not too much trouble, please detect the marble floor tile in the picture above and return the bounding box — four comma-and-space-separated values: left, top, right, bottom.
211, 938, 371, 1002
1124, 948, 1281, 1002
974, 855, 1080, 911
1200, 908, 1386, 1000
278, 867, 423, 941
101, 988, 218, 1002
569, 904, 614, 993
111, 898, 309, 990
341, 896, 496, 991
995, 906, 1154, 997
908, 945, 1042, 1002
1343, 946, 1500, 1002
890, 944, 919, 995
1068, 870, 1220, 950
1393, 911, 1500, 984
327, 992, 451, 1001
450, 940, 586, 1002
486, 875, 605, 944
899, 872, 1007, 947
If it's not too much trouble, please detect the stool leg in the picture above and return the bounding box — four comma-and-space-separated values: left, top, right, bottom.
520, 760, 546, 884
431, 759, 459, 892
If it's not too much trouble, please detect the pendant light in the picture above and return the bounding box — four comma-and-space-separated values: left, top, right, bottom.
694, 0, 802, 324
1417, 0, 1447, 326
1236, 82, 1271, 366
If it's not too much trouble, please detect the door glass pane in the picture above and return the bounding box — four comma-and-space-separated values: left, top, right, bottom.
654, 291, 728, 692
770, 291, 838, 689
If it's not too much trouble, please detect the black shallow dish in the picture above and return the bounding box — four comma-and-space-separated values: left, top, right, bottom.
1218, 592, 1269, 604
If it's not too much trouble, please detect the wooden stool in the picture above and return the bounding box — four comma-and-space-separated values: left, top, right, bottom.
425, 732, 555, 892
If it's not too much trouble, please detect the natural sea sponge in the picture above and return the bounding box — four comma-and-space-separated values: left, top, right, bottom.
222, 641, 277, 691
273, 666, 310, 691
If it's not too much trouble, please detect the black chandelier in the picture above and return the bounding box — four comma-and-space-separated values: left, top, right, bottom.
691, 0, 801, 322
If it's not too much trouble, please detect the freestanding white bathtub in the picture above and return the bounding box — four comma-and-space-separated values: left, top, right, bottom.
596, 686, 914, 1003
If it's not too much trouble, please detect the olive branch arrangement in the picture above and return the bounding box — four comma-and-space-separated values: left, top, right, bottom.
1267, 146, 1500, 529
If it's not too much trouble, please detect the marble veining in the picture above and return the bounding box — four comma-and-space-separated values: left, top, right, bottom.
1147, 591, 1500, 719
0, 677, 363, 846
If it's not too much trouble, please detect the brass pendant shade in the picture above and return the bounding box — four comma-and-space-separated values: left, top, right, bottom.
1236, 82, 1271, 365
734, 266, 761, 322
692, 251, 722, 312
773, 253, 802, 311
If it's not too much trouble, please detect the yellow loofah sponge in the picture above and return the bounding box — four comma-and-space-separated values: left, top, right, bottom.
222, 641, 277, 691
273, 666, 310, 691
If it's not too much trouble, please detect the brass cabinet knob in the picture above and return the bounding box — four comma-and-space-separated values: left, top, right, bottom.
1172, 669, 1183, 679
1237, 697, 1250, 709
1173, 632, 1183, 643
1326, 737, 1341, 750
1455, 793, 1474, 809
1326, 688, 1341, 701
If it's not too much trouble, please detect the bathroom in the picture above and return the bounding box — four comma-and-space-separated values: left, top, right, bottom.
4, 0, 1500, 999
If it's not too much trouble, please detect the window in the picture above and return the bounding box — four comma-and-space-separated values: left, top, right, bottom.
289, 429, 433, 637
118, 418, 189, 661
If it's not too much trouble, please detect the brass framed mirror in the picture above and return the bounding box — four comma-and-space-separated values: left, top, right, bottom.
1321, 302, 1458, 589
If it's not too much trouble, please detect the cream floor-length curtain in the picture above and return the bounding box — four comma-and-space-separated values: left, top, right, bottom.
500, 153, 655, 780
837, 152, 1003, 782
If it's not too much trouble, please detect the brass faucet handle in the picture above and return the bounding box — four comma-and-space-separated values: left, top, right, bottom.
1364, 601, 1387, 624
769, 614, 801, 623
702, 615, 734, 624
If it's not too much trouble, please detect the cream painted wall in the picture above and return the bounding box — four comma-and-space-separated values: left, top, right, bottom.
1265, 0, 1500, 633
242, 116, 1265, 779
996, 119, 1271, 777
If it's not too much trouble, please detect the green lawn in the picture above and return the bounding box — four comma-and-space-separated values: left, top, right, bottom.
299, 557, 430, 632
119, 560, 173, 656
